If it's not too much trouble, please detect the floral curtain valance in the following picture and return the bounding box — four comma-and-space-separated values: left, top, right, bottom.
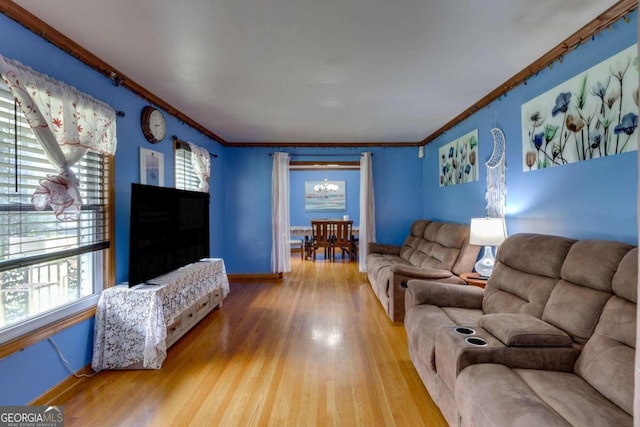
0, 55, 117, 220
186, 141, 210, 193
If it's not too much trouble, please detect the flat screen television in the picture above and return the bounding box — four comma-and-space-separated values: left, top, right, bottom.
128, 183, 210, 287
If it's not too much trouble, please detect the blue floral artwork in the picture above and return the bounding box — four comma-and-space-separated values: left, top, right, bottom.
522, 44, 638, 172
439, 129, 479, 187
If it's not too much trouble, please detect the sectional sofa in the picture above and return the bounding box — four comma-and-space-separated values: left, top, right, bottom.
404, 233, 637, 426
366, 219, 480, 322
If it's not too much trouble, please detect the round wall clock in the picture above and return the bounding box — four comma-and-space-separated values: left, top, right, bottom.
140, 106, 167, 143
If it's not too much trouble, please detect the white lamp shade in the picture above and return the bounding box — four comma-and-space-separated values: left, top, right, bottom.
469, 217, 507, 246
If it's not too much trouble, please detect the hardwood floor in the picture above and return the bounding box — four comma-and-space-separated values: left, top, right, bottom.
58, 257, 447, 426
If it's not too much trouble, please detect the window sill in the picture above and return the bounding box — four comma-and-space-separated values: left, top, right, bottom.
0, 295, 99, 360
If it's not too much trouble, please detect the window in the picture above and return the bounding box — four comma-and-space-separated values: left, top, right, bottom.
0, 81, 111, 343
175, 141, 201, 192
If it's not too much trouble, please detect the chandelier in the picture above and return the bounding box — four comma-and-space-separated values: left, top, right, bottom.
314, 178, 339, 198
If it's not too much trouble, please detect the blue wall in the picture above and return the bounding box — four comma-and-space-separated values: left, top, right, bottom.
423, 11, 638, 245
290, 168, 360, 226
0, 319, 94, 405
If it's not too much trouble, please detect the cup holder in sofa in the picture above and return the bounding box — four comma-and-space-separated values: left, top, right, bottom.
465, 336, 488, 347
454, 327, 476, 335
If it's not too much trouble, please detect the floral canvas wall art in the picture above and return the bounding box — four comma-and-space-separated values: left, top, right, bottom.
439, 129, 479, 187
521, 44, 638, 172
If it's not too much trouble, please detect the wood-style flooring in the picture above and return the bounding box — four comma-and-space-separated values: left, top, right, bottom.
56, 256, 447, 426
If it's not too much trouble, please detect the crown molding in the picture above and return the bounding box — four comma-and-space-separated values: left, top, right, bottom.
2, 1, 634, 148
0, 2, 228, 145
422, 0, 638, 145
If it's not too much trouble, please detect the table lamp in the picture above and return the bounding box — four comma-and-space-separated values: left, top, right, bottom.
469, 217, 507, 278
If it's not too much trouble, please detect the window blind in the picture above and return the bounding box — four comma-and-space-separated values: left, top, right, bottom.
175, 141, 201, 192
0, 81, 109, 272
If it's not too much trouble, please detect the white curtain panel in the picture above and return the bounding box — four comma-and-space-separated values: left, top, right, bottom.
271, 152, 291, 273
359, 152, 376, 272
186, 141, 211, 193
0, 55, 117, 221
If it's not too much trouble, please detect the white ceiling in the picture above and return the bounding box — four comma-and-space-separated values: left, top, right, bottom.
13, 0, 622, 144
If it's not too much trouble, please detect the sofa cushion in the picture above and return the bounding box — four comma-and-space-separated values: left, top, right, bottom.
399, 235, 426, 261
612, 248, 638, 304
515, 368, 632, 426
573, 293, 636, 416
456, 364, 572, 427
482, 234, 575, 318
574, 333, 634, 416
440, 307, 483, 326
456, 364, 633, 427
496, 233, 576, 278
560, 240, 634, 292
478, 313, 572, 347
542, 240, 633, 344
405, 305, 459, 371
399, 221, 469, 273
366, 253, 411, 298
541, 280, 611, 344
398, 220, 432, 261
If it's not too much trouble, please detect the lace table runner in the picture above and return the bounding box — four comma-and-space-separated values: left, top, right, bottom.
92, 259, 229, 371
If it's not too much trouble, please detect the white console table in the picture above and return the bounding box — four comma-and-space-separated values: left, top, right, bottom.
92, 258, 229, 371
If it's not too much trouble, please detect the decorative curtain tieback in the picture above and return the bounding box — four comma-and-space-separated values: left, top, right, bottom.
0, 54, 117, 221
32, 168, 82, 221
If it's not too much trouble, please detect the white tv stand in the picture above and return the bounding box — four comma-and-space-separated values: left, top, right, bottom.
92, 259, 229, 371
164, 282, 223, 348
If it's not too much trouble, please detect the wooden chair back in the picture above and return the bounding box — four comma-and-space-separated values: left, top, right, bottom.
311, 220, 335, 261
333, 220, 353, 260
333, 221, 352, 246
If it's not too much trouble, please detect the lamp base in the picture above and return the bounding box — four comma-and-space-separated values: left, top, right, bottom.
474, 245, 496, 278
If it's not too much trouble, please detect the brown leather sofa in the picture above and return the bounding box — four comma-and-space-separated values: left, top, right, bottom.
366, 219, 480, 322
404, 233, 637, 426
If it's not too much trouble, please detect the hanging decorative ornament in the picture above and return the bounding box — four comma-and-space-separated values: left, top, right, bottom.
486, 122, 506, 218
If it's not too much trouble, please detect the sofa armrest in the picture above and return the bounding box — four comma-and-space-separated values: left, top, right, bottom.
391, 264, 457, 280
389, 266, 465, 322
435, 327, 582, 394
367, 242, 401, 255
405, 280, 484, 309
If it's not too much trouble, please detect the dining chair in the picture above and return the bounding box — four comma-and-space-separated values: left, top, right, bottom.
311, 220, 334, 261
288, 238, 304, 260
332, 220, 353, 261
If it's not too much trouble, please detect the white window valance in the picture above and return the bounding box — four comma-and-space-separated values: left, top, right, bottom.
0, 55, 117, 220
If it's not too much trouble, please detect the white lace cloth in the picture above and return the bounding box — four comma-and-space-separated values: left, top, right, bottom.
92, 259, 229, 371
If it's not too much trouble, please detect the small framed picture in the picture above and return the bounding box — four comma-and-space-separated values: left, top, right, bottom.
140, 147, 164, 186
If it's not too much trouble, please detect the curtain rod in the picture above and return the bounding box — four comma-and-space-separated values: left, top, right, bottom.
172, 135, 218, 157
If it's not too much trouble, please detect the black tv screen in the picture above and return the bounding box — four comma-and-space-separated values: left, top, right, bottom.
128, 183, 210, 286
